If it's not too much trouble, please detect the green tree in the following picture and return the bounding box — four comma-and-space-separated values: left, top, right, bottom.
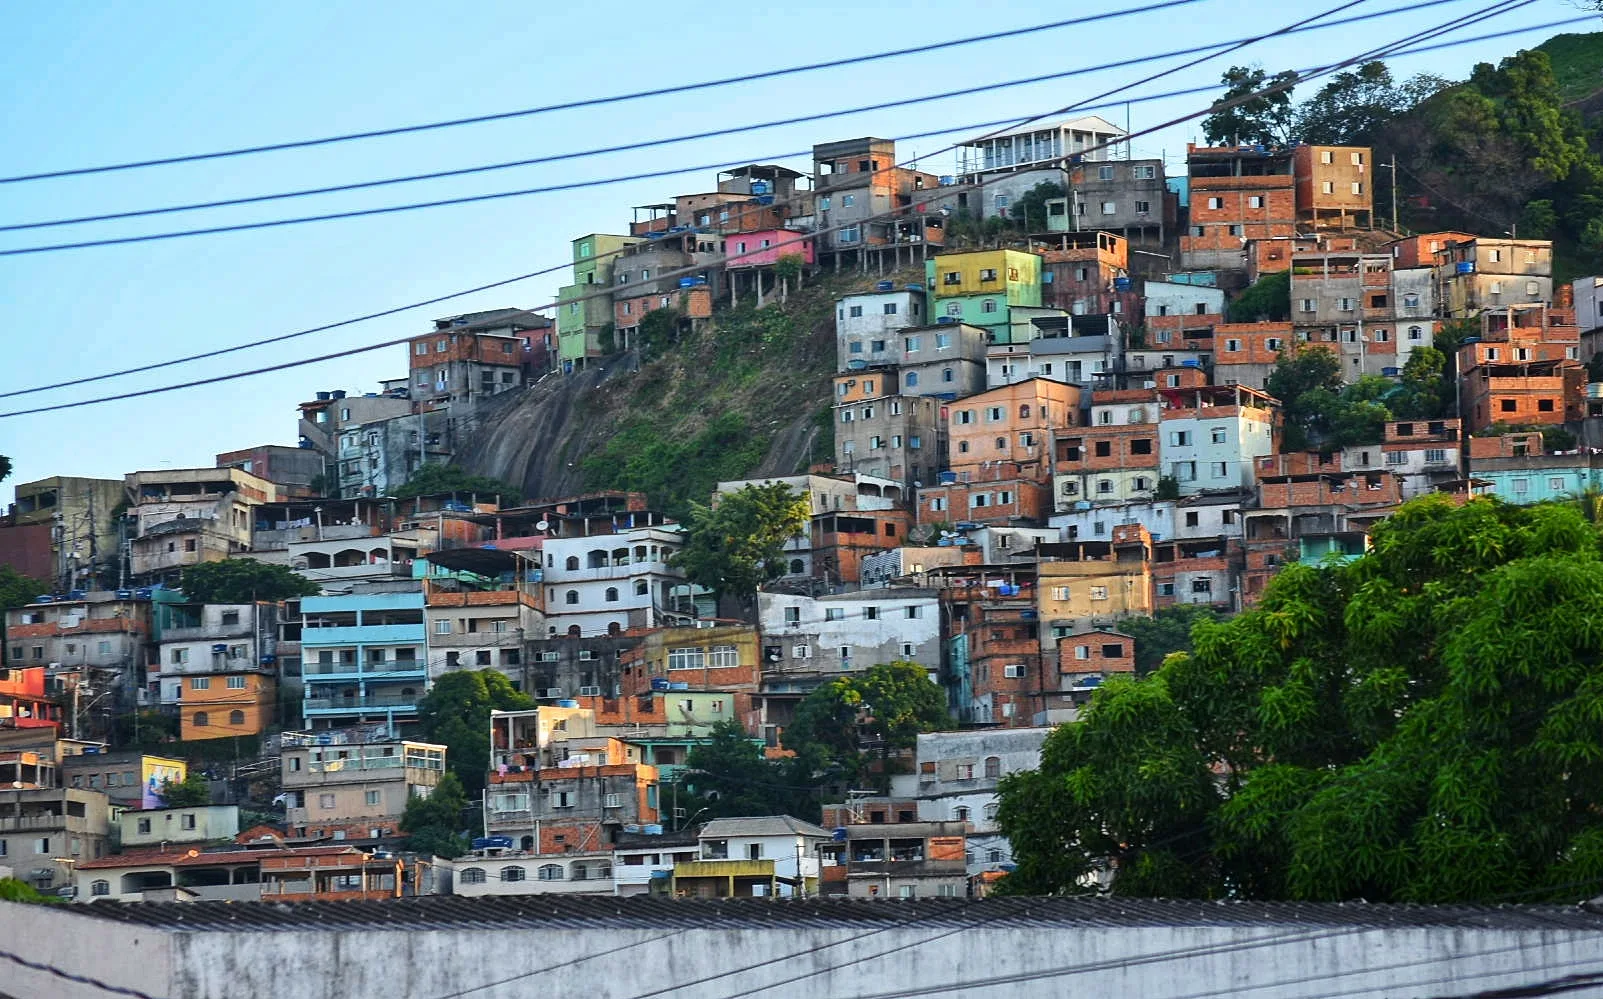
638, 307, 682, 354
1225, 271, 1289, 323
1119, 606, 1218, 676
1266, 346, 1343, 452
0, 878, 60, 904
394, 463, 522, 504
677, 719, 823, 824
1201, 66, 1299, 146
997, 495, 1603, 903
0, 454, 11, 484
401, 771, 470, 859
773, 254, 805, 304
1290, 61, 1446, 146
1010, 180, 1066, 233
0, 566, 45, 616
179, 559, 321, 604
416, 669, 533, 799
786, 662, 951, 786
157, 772, 210, 808
1393, 344, 1450, 419
671, 483, 810, 604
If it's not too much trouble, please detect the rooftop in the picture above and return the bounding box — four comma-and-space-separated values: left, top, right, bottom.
700, 815, 833, 839
50, 896, 1603, 933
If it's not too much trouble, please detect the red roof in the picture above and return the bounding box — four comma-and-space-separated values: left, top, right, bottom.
77, 845, 364, 871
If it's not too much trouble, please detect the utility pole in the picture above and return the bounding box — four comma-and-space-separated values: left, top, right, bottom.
1380, 157, 1399, 234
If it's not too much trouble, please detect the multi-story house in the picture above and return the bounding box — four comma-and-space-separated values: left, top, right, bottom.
332, 410, 452, 499
937, 565, 1041, 727
1574, 274, 1603, 341
1037, 232, 1141, 318
296, 386, 413, 464
0, 753, 111, 893
1291, 145, 1375, 229
1468, 431, 1603, 505
417, 548, 542, 681
918, 471, 1052, 530
1056, 157, 1174, 250
407, 311, 540, 414
811, 137, 942, 268
926, 250, 1044, 342
0, 666, 59, 734
1241, 469, 1403, 604
1341, 419, 1463, 500
1289, 250, 1398, 380
836, 288, 930, 368
119, 804, 239, 848
280, 729, 446, 842
985, 316, 1120, 390
523, 632, 643, 701
757, 589, 940, 690
627, 624, 760, 696
60, 751, 185, 811
1159, 384, 1279, 495
300, 590, 428, 735
897, 322, 988, 399
946, 378, 1079, 478
558, 234, 642, 370
1052, 388, 1162, 510
214, 446, 323, 499
1145, 279, 1225, 326
1458, 304, 1584, 433
898, 728, 1049, 876
821, 820, 969, 899
1434, 237, 1554, 318
1051, 493, 1245, 547
283, 525, 431, 594
1036, 527, 1154, 637
1213, 321, 1293, 390
671, 815, 828, 899
1050, 628, 1137, 703
539, 524, 691, 638
714, 472, 905, 584
150, 601, 277, 705
1181, 143, 1296, 273
3, 476, 125, 592
124, 467, 280, 585
75, 843, 399, 903
954, 115, 1127, 213
6, 590, 168, 726
809, 508, 916, 587
834, 377, 944, 492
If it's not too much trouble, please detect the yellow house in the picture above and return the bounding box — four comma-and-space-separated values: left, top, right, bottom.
1036, 527, 1153, 634
926, 249, 1043, 306
180, 673, 275, 741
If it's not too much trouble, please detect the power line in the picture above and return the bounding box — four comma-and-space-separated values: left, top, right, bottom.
0, 16, 1581, 406
0, 0, 1476, 236
0, 2, 1551, 421
0, 0, 1207, 187
0, 945, 163, 999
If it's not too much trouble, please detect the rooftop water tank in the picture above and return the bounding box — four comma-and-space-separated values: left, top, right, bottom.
876, 280, 894, 291
557, 699, 580, 708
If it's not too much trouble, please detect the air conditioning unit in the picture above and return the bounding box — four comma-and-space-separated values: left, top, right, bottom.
545, 688, 564, 698
577, 651, 595, 661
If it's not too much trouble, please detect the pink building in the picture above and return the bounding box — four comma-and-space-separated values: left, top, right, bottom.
724, 229, 814, 269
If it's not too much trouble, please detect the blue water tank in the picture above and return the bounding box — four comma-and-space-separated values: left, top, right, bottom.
751, 181, 770, 195
557, 699, 580, 708
643, 824, 664, 835
651, 678, 671, 691
1113, 277, 1131, 291
679, 277, 696, 288
906, 284, 923, 293
1456, 261, 1476, 274
1382, 366, 1400, 377
936, 316, 957, 324
938, 471, 958, 485
472, 836, 514, 851
669, 682, 690, 691
1182, 359, 1200, 367
876, 280, 894, 291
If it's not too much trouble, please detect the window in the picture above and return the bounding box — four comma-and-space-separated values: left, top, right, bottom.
227, 709, 245, 726
668, 647, 706, 671
1210, 461, 1229, 478
1192, 578, 1213, 594
979, 268, 998, 282
189, 677, 210, 690
1169, 430, 1191, 446
1101, 201, 1117, 215
227, 675, 246, 689
1207, 197, 1222, 210
793, 644, 812, 659
710, 645, 739, 668
605, 587, 620, 602
1425, 449, 1448, 464
1052, 586, 1070, 601
1090, 586, 1108, 600
499, 866, 527, 883
91, 880, 110, 897
1210, 427, 1227, 444
564, 590, 579, 605
171, 648, 189, 666
841, 194, 854, 207
538, 864, 564, 881
1321, 181, 1335, 195
1004, 664, 1025, 678
1500, 399, 1517, 413
460, 867, 486, 885
1351, 182, 1364, 195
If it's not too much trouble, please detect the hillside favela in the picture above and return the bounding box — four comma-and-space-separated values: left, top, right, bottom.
4, 4, 1603, 997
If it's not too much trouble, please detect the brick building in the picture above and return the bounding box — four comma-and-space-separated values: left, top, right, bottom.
1180, 144, 1296, 273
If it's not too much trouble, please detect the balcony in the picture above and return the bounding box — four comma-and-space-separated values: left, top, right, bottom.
302, 660, 426, 682
300, 624, 425, 647
0, 812, 95, 834
303, 694, 421, 714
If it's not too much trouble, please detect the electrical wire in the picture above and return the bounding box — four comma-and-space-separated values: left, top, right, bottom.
0, 945, 163, 999
0, 1, 1552, 422
0, 0, 1207, 186
0, 0, 1477, 236
0, 12, 1583, 403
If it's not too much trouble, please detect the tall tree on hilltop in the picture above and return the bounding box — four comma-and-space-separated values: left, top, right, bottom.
1201, 66, 1299, 146
997, 496, 1603, 903
671, 483, 810, 608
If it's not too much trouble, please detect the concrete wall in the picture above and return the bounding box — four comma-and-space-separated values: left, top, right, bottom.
9, 898, 1603, 999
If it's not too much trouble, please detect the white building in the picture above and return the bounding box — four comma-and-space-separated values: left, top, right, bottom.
758, 589, 941, 685
539, 526, 691, 638
1392, 267, 1437, 372
1144, 280, 1224, 319
1159, 387, 1278, 496
886, 728, 1051, 876
1050, 497, 1245, 545
694, 816, 829, 898
447, 851, 616, 897
716, 473, 903, 580
119, 805, 240, 848
836, 289, 927, 369
151, 603, 277, 708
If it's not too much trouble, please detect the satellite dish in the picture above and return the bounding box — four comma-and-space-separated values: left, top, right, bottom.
535, 520, 550, 533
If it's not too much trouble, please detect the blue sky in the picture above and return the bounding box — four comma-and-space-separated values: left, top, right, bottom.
0, 0, 1590, 502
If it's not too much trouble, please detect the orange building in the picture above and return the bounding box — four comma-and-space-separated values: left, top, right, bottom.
180, 672, 275, 741
1213, 322, 1295, 391
1181, 144, 1296, 273
1387, 231, 1478, 269
917, 476, 1051, 528
946, 378, 1080, 477
1052, 388, 1162, 510
811, 510, 911, 587
1291, 146, 1375, 228
0, 665, 60, 732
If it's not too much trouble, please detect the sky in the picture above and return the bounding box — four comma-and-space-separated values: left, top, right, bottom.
0, 0, 1593, 504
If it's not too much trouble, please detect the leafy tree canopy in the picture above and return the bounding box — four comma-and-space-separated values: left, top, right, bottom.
0, 565, 46, 615
0, 878, 60, 904
0, 454, 11, 484
787, 662, 951, 783
157, 772, 210, 808
1267, 348, 1403, 452
1225, 271, 1289, 323
401, 771, 470, 859
677, 719, 823, 825
394, 463, 523, 504
1118, 605, 1218, 676
416, 669, 532, 799
998, 495, 1603, 903
1291, 61, 1448, 146
179, 559, 321, 604
1201, 66, 1299, 146
671, 483, 810, 600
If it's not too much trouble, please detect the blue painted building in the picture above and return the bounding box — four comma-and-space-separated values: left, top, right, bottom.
1472, 456, 1602, 505
300, 591, 428, 735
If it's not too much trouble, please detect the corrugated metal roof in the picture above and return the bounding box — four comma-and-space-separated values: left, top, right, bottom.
700, 815, 834, 839
58, 896, 1603, 935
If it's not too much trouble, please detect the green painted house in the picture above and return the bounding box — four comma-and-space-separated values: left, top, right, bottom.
558, 233, 640, 369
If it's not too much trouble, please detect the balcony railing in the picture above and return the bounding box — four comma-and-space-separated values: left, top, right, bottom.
304, 694, 421, 712
302, 661, 426, 679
